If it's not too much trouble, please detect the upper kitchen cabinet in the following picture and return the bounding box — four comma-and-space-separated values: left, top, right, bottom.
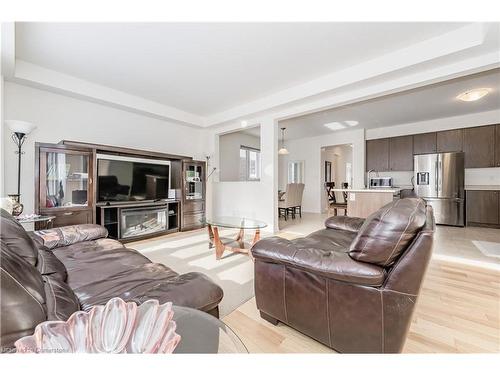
496, 124, 500, 167
463, 125, 496, 168
389, 136, 413, 171
436, 129, 463, 153
413, 132, 436, 154
366, 138, 389, 172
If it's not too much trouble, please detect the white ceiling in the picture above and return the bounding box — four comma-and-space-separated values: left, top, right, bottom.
15, 22, 469, 116
280, 68, 500, 140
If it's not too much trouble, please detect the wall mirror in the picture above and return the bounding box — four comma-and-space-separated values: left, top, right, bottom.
218, 125, 261, 182
288, 160, 305, 184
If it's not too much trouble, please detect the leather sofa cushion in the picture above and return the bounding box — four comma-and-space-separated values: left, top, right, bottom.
325, 216, 365, 232
52, 238, 151, 289
349, 198, 427, 267
73, 264, 223, 313
0, 242, 47, 349
37, 248, 67, 282
34, 224, 108, 250
252, 234, 386, 286
43, 275, 80, 321
0, 209, 38, 266
50, 237, 224, 312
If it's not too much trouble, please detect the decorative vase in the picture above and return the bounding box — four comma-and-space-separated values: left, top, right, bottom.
15, 297, 181, 354
8, 194, 23, 216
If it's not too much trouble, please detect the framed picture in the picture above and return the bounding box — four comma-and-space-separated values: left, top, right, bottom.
325, 161, 332, 183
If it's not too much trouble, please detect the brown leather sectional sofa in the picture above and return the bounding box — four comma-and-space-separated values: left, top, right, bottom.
0, 209, 223, 351
252, 198, 435, 353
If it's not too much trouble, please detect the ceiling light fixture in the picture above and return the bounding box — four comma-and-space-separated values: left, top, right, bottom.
278, 127, 289, 155
241, 120, 248, 127
344, 120, 359, 127
457, 88, 491, 102
324, 122, 346, 131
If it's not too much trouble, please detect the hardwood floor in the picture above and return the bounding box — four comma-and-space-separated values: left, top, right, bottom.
223, 257, 500, 353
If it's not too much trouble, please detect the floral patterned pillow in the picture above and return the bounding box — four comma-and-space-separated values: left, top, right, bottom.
35, 224, 108, 250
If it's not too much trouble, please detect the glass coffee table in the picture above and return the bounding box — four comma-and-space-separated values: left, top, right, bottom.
173, 306, 247, 353
16, 214, 56, 229
205, 216, 267, 260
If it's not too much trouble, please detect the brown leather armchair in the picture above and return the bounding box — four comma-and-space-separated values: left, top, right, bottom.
251, 198, 434, 353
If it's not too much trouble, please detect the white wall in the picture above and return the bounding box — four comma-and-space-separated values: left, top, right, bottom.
0, 75, 4, 196
276, 128, 365, 213
219, 130, 260, 181
207, 117, 278, 232
3, 82, 206, 215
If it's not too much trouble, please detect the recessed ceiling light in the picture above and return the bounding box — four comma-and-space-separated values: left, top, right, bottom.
457, 88, 491, 102
241, 120, 248, 127
324, 122, 345, 131
344, 120, 359, 127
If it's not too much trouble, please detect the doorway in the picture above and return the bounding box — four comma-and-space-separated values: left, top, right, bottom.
321, 144, 353, 213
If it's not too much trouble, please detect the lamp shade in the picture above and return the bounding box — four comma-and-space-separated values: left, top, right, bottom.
278, 147, 289, 155
5, 120, 37, 134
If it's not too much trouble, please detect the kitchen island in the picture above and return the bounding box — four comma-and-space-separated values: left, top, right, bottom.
331, 188, 401, 218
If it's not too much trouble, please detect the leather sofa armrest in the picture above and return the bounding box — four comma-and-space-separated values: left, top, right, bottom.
324, 216, 365, 232
251, 237, 385, 286
33, 224, 108, 250
252, 236, 298, 264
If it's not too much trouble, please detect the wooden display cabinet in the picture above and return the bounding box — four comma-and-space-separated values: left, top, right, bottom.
181, 160, 206, 231
35, 143, 95, 229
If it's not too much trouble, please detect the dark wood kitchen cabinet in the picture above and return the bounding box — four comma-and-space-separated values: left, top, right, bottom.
466, 190, 500, 227
436, 129, 463, 153
463, 126, 496, 168
413, 132, 437, 154
366, 138, 389, 172
389, 135, 413, 171
496, 124, 500, 167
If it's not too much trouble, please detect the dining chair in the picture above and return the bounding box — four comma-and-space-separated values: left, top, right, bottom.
279, 183, 305, 220
325, 182, 347, 216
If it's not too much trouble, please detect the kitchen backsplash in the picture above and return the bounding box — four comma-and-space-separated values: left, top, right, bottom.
373, 168, 500, 189
465, 167, 500, 186
375, 171, 413, 188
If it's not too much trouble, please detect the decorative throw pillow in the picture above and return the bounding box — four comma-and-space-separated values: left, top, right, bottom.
34, 224, 108, 250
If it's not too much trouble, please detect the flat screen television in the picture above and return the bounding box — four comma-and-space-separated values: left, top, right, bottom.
97, 154, 170, 203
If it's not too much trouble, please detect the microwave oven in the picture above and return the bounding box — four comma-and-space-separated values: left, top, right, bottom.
369, 177, 393, 188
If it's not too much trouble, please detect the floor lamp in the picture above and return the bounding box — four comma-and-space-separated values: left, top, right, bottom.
5, 120, 37, 208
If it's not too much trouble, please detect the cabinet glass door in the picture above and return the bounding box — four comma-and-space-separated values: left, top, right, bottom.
43, 151, 90, 208
185, 164, 203, 200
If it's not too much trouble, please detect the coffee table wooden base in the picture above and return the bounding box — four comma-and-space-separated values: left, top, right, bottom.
207, 224, 260, 260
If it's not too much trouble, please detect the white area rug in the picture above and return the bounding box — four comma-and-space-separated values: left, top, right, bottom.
472, 240, 500, 258
129, 229, 255, 317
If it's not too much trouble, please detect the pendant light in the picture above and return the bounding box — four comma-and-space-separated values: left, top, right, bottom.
278, 127, 289, 155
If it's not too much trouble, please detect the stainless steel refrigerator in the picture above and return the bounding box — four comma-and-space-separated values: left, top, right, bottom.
414, 152, 465, 226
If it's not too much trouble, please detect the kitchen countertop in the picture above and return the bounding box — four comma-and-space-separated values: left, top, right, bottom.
331, 188, 401, 193
465, 185, 500, 191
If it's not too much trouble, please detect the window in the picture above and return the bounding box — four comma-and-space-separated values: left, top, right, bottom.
239, 146, 261, 181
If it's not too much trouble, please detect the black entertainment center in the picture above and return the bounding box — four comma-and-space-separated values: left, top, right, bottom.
97, 200, 180, 241
35, 140, 206, 242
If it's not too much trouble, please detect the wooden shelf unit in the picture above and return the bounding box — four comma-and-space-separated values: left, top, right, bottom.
35, 140, 205, 241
